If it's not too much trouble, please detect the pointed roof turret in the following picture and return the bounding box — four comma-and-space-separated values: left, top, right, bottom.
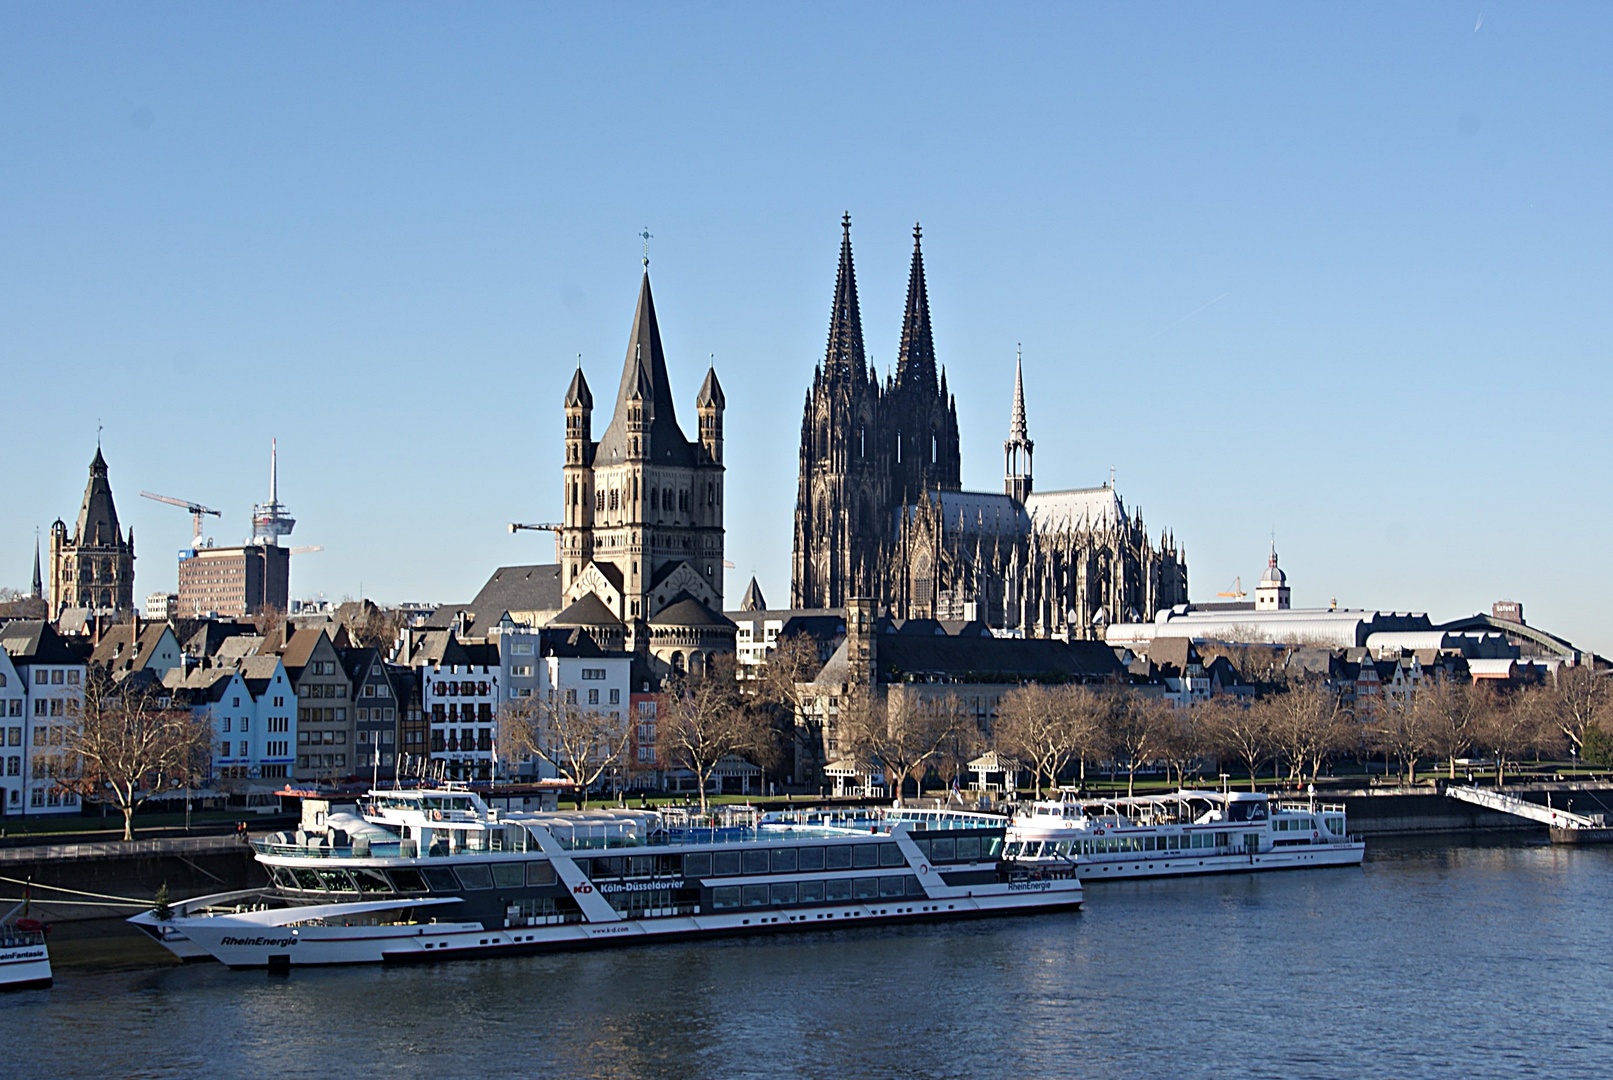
31, 536, 42, 599
74, 446, 123, 547
564, 366, 593, 409
895, 222, 937, 394
596, 272, 696, 464
1009, 347, 1029, 443
823, 213, 867, 381
740, 576, 766, 611
697, 366, 725, 409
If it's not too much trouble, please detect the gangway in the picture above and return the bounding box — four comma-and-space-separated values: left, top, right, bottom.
1445, 785, 1605, 830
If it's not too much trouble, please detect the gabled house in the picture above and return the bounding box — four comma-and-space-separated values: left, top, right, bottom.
89, 622, 183, 683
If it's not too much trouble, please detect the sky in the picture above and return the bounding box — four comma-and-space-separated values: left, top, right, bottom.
2, 4, 1609, 652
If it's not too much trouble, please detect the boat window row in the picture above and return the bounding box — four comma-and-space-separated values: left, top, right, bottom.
1273, 817, 1316, 832
582, 853, 688, 880
1006, 832, 1234, 859
908, 835, 1000, 863
271, 860, 559, 894
680, 843, 904, 879
709, 874, 924, 910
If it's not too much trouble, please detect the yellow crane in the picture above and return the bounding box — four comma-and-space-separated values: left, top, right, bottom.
140, 490, 221, 548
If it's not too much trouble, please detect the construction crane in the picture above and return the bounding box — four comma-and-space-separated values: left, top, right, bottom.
510, 522, 564, 562
140, 490, 221, 547
1217, 576, 1247, 600
289, 545, 323, 555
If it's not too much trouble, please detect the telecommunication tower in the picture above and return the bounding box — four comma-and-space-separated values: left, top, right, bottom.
251, 439, 296, 546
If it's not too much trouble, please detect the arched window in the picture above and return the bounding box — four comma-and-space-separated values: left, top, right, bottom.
650, 487, 658, 511
596, 490, 605, 513
931, 434, 937, 464
671, 652, 685, 674
895, 431, 902, 464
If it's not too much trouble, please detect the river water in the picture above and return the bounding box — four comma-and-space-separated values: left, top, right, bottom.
4, 836, 1611, 1080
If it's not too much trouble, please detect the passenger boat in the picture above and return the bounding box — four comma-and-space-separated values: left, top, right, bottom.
1006, 789, 1365, 879
0, 894, 52, 990
130, 786, 1081, 968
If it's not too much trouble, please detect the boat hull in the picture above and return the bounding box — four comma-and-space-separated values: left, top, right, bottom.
0, 939, 51, 990
165, 883, 1083, 968
1075, 842, 1365, 881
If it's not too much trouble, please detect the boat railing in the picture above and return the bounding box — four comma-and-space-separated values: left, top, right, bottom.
0, 929, 45, 949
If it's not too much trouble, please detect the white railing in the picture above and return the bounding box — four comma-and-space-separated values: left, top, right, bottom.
1446, 785, 1605, 829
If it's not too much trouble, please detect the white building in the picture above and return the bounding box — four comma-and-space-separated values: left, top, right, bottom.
166, 655, 296, 785
422, 639, 501, 782
0, 621, 86, 817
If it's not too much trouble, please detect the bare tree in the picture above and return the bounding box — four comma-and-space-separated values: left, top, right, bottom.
500, 694, 630, 810
1204, 696, 1273, 792
996, 684, 1104, 797
1154, 699, 1212, 788
1267, 681, 1349, 784
747, 632, 825, 784
1365, 689, 1432, 786
1104, 691, 1168, 797
1476, 688, 1555, 787
840, 689, 961, 806
1542, 665, 1611, 758
1419, 675, 1488, 779
45, 671, 213, 841
658, 656, 777, 813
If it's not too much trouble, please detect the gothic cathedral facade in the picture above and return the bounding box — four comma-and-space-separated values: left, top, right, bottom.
791, 217, 1188, 639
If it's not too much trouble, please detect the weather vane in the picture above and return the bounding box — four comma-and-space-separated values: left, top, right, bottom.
640, 227, 652, 268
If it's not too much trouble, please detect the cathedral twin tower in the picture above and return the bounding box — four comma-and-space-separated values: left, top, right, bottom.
791, 216, 962, 610
791, 216, 1188, 637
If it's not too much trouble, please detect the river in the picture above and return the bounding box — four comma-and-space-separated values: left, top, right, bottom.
4, 835, 1610, 1080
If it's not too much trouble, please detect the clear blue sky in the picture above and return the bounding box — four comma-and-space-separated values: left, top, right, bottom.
3, 5, 1609, 652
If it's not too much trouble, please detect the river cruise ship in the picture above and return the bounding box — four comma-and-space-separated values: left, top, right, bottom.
1006, 789, 1364, 879
131, 787, 1081, 968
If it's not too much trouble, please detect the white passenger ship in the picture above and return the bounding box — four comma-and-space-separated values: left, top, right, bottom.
1006, 789, 1365, 879
131, 786, 1081, 968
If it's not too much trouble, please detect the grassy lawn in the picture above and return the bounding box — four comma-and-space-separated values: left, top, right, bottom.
0, 808, 280, 839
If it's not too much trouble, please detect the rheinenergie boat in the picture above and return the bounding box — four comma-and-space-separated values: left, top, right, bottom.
1005, 789, 1365, 880
130, 786, 1081, 968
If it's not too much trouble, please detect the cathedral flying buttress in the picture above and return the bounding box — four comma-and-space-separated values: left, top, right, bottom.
791, 217, 1187, 639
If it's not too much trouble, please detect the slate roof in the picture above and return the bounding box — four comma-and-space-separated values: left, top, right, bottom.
185, 621, 258, 659
594, 274, 699, 469
466, 565, 563, 621
649, 596, 735, 629
89, 624, 173, 674
552, 593, 622, 627
0, 620, 83, 665
739, 577, 767, 611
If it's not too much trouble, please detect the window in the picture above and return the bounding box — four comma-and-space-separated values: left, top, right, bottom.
51, 670, 63, 685
566, 689, 577, 704
588, 689, 599, 705
582, 668, 606, 680
609, 689, 620, 705
222, 718, 232, 732
712, 886, 741, 910
33, 671, 45, 686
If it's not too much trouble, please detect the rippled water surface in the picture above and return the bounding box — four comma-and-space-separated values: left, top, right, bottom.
5, 837, 1612, 1080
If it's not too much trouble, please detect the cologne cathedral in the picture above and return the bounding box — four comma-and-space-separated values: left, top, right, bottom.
790, 216, 1188, 639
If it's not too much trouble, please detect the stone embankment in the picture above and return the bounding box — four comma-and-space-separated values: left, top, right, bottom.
1335, 781, 1613, 836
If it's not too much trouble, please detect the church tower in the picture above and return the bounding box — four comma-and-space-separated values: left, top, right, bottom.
1255, 542, 1290, 611
884, 223, 961, 507
560, 270, 726, 655
1003, 348, 1034, 504
792, 214, 888, 609
49, 446, 136, 618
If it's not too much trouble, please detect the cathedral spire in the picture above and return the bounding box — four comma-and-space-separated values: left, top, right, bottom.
1009, 345, 1028, 442
895, 222, 937, 394
823, 213, 866, 381
30, 533, 42, 599
1004, 345, 1034, 503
